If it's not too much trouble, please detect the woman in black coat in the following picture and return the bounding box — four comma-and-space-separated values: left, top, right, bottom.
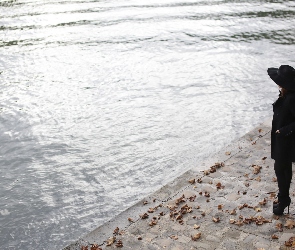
268, 65, 295, 215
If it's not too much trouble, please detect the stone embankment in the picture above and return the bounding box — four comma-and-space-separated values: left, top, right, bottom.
64, 119, 295, 250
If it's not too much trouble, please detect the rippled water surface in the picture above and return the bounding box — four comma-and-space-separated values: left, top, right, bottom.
1, 0, 295, 249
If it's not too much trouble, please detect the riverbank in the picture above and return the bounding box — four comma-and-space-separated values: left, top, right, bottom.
64, 119, 295, 250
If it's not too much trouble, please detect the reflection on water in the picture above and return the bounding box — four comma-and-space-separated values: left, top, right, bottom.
0, 0, 295, 249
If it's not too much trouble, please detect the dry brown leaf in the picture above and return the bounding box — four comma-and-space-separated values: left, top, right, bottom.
140, 213, 149, 219
284, 219, 295, 229
272, 177, 277, 182
255, 176, 261, 182
203, 170, 210, 175
106, 237, 116, 246
201, 211, 206, 216
229, 219, 235, 224
276, 222, 283, 231
258, 129, 262, 133
143, 200, 148, 205
189, 195, 196, 202
235, 220, 243, 226
128, 218, 134, 222
252, 165, 262, 174
229, 209, 236, 215
244, 182, 250, 187
113, 227, 119, 235
262, 156, 267, 160
193, 224, 200, 229
138, 236, 142, 240
149, 219, 158, 226
218, 204, 223, 210
225, 151, 231, 155
212, 217, 220, 223
254, 207, 262, 212
204, 192, 210, 197
81, 246, 88, 250
147, 207, 155, 213
188, 178, 196, 184
170, 235, 178, 240
271, 234, 279, 239
259, 198, 267, 206
115, 239, 123, 248
284, 237, 295, 247
191, 233, 201, 241
197, 178, 202, 183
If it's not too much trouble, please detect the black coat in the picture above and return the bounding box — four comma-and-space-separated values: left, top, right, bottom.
271, 92, 295, 163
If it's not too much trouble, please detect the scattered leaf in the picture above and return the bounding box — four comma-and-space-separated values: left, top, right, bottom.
106, 237, 116, 246
149, 219, 158, 226
197, 178, 202, 183
113, 227, 119, 235
91, 245, 102, 250
229, 209, 236, 215
143, 201, 148, 205
138, 236, 142, 240
115, 239, 123, 248
284, 237, 295, 247
148, 207, 155, 213
262, 156, 267, 160
271, 234, 279, 239
284, 219, 295, 229
140, 213, 149, 219
212, 217, 220, 223
276, 223, 283, 231
193, 224, 200, 229
188, 179, 196, 184
218, 204, 223, 210
272, 177, 277, 182
203, 170, 210, 175
229, 219, 235, 224
189, 195, 196, 202
191, 233, 201, 241
258, 129, 262, 133
225, 151, 231, 155
252, 165, 262, 174
81, 246, 88, 250
259, 198, 267, 206
255, 176, 261, 182
128, 218, 134, 222
170, 235, 178, 240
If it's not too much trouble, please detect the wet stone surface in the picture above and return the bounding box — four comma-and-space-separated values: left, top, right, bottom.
65, 120, 295, 250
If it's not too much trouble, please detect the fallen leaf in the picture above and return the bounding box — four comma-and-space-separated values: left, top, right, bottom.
235, 220, 244, 226
81, 246, 88, 250
284, 219, 295, 229
254, 207, 262, 212
193, 224, 200, 229
140, 213, 149, 219
225, 151, 231, 155
276, 222, 283, 231
244, 182, 250, 187
272, 177, 277, 182
203, 170, 210, 175
197, 178, 202, 183
201, 211, 206, 216
229, 209, 236, 215
258, 129, 262, 133
255, 176, 261, 182
149, 219, 158, 226
271, 234, 279, 239
90, 244, 102, 250
188, 179, 196, 184
148, 207, 155, 213
284, 237, 295, 247
106, 237, 116, 246
128, 218, 134, 222
113, 227, 119, 235
115, 239, 123, 248
143, 201, 148, 205
229, 219, 235, 224
191, 233, 201, 241
212, 217, 220, 223
218, 204, 223, 210
259, 198, 267, 206
189, 195, 196, 202
252, 165, 262, 174
170, 235, 178, 240
138, 236, 142, 240
262, 156, 267, 160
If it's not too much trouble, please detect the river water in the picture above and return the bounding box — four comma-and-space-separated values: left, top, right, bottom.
0, 0, 295, 249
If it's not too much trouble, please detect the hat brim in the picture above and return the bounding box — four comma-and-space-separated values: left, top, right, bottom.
267, 67, 295, 91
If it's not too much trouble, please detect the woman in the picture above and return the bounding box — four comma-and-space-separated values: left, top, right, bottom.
268, 65, 295, 215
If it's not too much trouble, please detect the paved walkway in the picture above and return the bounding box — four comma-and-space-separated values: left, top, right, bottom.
65, 119, 295, 250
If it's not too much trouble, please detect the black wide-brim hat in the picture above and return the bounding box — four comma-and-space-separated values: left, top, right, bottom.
267, 65, 295, 91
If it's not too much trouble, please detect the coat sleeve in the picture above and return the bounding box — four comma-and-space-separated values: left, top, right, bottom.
279, 96, 295, 137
